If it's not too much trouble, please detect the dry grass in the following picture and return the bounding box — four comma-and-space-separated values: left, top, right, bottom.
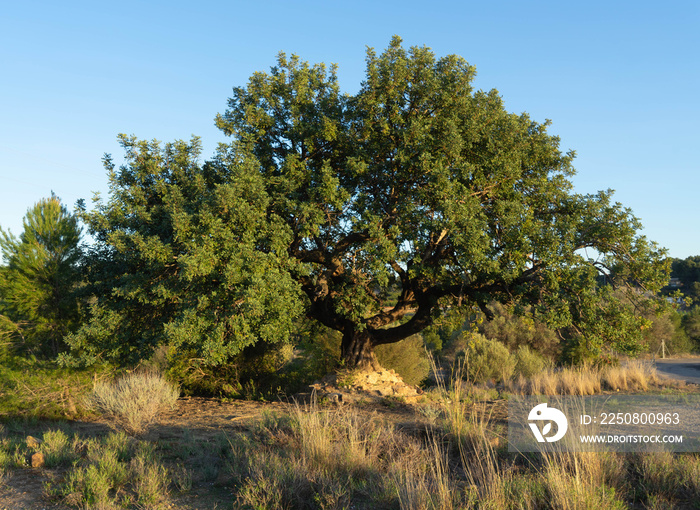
229, 399, 463, 510
542, 453, 627, 510
1, 384, 699, 508
2, 354, 698, 509
87, 371, 179, 435
508, 360, 664, 395
601, 359, 659, 391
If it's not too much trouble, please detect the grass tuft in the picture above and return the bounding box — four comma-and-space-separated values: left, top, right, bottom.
87, 371, 179, 435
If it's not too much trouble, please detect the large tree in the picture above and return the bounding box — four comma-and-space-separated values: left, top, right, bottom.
0, 194, 82, 356
215, 37, 668, 367
72, 37, 668, 369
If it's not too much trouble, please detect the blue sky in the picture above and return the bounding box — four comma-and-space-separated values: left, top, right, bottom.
1, 0, 698, 258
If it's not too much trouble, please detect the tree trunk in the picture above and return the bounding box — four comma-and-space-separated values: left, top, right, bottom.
341, 328, 382, 371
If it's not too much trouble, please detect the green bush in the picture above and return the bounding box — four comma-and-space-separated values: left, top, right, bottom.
44, 431, 172, 509
422, 329, 443, 353
479, 302, 560, 358
166, 340, 297, 399
513, 345, 548, 379
681, 307, 700, 352
643, 310, 695, 356
40, 430, 78, 468
457, 332, 515, 384
375, 335, 430, 386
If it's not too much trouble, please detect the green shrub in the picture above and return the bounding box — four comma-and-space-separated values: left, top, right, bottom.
457, 332, 515, 384
479, 302, 560, 358
132, 453, 171, 508
375, 335, 430, 386
644, 310, 695, 356
46, 431, 171, 509
422, 330, 443, 353
513, 346, 548, 379
682, 307, 700, 349
167, 340, 299, 399
40, 429, 78, 468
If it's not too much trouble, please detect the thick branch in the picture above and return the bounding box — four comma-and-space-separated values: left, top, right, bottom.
292, 230, 370, 271
370, 298, 434, 345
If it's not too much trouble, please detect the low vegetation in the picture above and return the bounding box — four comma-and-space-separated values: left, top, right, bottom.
0, 352, 102, 421
506, 359, 668, 396
87, 371, 180, 436
0, 358, 696, 509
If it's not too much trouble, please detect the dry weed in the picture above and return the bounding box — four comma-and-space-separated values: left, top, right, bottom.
88, 371, 179, 435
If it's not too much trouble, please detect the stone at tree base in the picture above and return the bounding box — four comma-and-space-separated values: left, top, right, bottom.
304, 368, 423, 404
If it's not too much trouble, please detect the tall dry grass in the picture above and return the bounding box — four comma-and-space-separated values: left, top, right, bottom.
227, 356, 698, 508
508, 359, 663, 395
229, 400, 462, 510
87, 371, 179, 435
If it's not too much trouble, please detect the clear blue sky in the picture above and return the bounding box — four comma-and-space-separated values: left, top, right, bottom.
1, 0, 698, 258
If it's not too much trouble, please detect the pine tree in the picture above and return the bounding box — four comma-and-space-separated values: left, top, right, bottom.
0, 194, 82, 356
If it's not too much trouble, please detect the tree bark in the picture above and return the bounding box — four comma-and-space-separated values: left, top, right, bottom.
341, 328, 382, 371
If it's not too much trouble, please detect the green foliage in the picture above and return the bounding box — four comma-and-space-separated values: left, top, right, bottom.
375, 335, 430, 386
0, 194, 82, 356
43, 431, 172, 509
167, 337, 315, 400
671, 256, 700, 303
65, 136, 303, 367
479, 301, 560, 358
215, 36, 669, 367
70, 37, 669, 370
0, 347, 100, 420
456, 332, 515, 384
513, 345, 548, 379
643, 309, 695, 356
681, 307, 700, 350
39, 429, 81, 468
422, 329, 443, 353
563, 285, 670, 361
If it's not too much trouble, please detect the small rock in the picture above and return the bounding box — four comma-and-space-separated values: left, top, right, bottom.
327, 393, 343, 404
26, 435, 42, 449
30, 451, 45, 468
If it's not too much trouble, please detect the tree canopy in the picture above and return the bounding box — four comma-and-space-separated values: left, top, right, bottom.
63, 136, 302, 366
68, 37, 669, 368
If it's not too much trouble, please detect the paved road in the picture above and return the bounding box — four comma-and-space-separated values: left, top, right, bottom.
654, 358, 700, 385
